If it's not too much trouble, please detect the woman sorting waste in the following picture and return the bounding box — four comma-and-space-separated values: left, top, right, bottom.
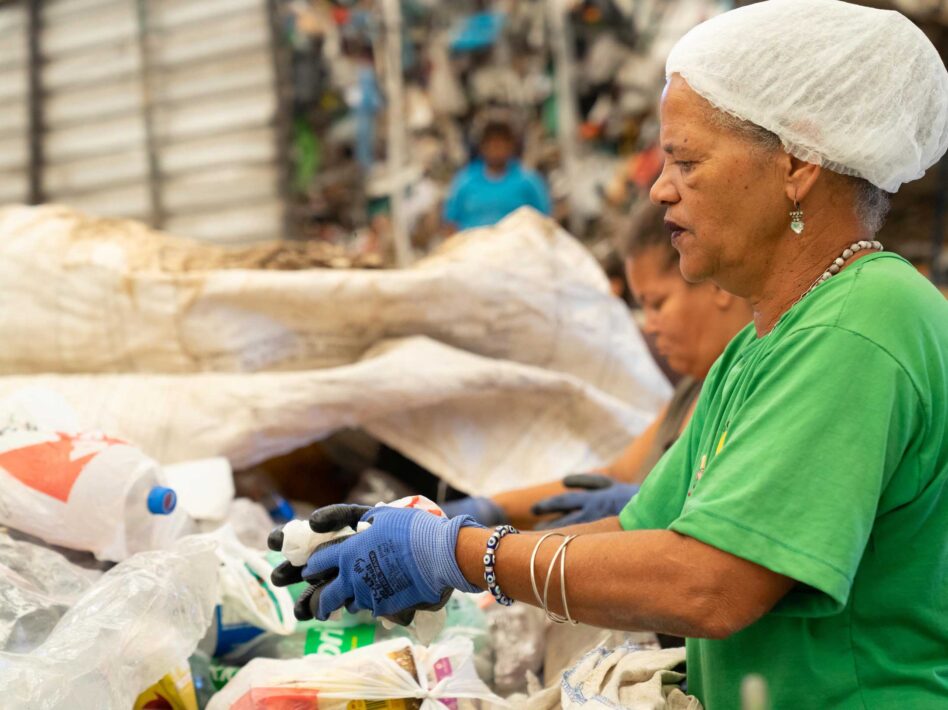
273, 2, 948, 707
441, 208, 752, 530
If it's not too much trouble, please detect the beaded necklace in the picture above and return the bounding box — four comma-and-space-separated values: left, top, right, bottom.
801, 239, 884, 300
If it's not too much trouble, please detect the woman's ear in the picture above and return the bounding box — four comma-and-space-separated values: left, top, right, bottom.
784, 155, 822, 204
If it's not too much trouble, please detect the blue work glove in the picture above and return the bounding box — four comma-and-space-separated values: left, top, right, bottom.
531, 473, 640, 529
270, 504, 482, 624
441, 496, 508, 526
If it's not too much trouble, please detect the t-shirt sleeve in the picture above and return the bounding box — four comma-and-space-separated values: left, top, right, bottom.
442, 172, 467, 225
618, 428, 695, 530
669, 326, 919, 616
522, 172, 552, 215
619, 377, 714, 531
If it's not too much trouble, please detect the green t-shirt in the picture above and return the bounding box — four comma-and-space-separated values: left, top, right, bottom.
619, 253, 948, 709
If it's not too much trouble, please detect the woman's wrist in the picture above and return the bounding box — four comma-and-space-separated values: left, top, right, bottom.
456, 526, 492, 590
493, 481, 569, 529
487, 491, 518, 520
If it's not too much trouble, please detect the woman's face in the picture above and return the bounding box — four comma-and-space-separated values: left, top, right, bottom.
626, 246, 731, 380
481, 134, 516, 171
649, 75, 787, 296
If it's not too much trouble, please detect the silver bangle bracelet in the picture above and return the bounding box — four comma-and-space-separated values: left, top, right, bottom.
529, 532, 565, 611
529, 532, 580, 624
558, 535, 579, 625
543, 534, 577, 624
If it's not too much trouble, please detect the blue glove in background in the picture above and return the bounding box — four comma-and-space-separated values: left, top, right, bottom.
531, 473, 639, 529
441, 496, 508, 526
285, 504, 483, 622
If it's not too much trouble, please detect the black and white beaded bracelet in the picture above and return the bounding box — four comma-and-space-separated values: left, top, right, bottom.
484, 524, 519, 606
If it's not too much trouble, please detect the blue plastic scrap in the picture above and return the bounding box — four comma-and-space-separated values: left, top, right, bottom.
449, 12, 507, 53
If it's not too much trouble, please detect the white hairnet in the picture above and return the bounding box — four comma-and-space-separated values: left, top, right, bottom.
666, 0, 948, 192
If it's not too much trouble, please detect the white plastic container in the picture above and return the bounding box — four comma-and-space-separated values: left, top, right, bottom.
0, 414, 190, 560
161, 456, 235, 522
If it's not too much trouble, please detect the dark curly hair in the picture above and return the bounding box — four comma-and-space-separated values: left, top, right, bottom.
621, 202, 679, 272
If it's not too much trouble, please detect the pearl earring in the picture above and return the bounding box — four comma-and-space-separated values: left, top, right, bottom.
789, 201, 804, 234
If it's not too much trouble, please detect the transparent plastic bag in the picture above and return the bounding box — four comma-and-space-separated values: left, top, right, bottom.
207, 637, 506, 710
385, 593, 494, 686
189, 651, 218, 710
198, 526, 297, 658
216, 498, 276, 549
223, 591, 494, 687
212, 526, 295, 636
0, 529, 101, 653
0, 536, 220, 709
485, 602, 548, 695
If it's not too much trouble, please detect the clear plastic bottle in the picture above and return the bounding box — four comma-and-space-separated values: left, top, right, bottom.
188, 651, 216, 709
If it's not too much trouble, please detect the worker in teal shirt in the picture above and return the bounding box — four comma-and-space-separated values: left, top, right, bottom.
442, 118, 551, 233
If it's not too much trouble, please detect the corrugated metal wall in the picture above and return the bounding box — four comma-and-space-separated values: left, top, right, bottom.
0, 4, 29, 206
0, 0, 286, 244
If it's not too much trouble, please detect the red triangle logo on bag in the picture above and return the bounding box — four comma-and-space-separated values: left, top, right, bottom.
0, 431, 126, 502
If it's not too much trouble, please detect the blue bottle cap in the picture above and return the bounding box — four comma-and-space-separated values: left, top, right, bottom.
267, 496, 295, 524
147, 486, 177, 515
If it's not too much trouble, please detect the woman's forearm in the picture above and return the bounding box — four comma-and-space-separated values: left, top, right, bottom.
491, 481, 569, 528
454, 522, 761, 638
604, 406, 667, 484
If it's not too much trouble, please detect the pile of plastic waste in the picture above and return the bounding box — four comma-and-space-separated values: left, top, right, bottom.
0, 204, 684, 705
0, 387, 510, 709
0, 381, 697, 709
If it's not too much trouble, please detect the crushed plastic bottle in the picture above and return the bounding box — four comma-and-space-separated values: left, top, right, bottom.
188, 651, 216, 710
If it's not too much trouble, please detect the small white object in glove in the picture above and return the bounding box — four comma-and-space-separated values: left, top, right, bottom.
278, 519, 362, 567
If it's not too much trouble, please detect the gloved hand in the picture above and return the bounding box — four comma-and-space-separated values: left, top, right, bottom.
441, 496, 508, 527
531, 473, 639, 529
269, 504, 483, 623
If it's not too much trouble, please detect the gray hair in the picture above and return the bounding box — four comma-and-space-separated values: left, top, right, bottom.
710, 111, 891, 235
